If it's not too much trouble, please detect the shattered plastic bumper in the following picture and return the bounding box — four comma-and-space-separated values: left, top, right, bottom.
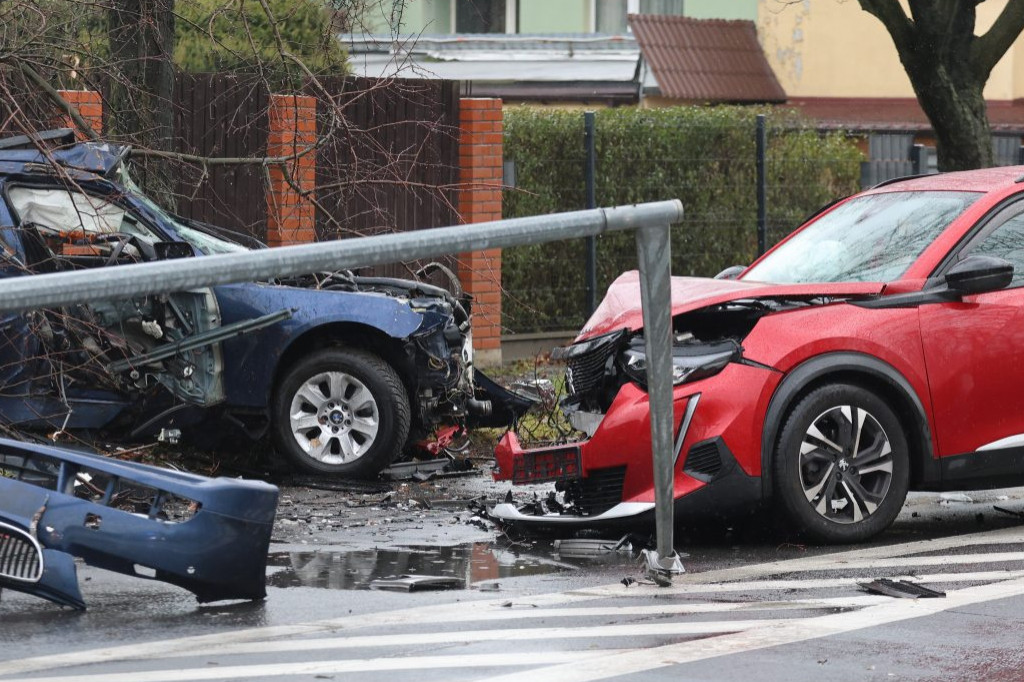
491, 363, 776, 529
0, 437, 278, 609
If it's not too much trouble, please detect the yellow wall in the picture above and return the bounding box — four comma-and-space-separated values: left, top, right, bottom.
758, 0, 1024, 100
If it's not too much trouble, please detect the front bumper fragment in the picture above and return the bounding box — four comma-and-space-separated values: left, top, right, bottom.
0, 437, 278, 609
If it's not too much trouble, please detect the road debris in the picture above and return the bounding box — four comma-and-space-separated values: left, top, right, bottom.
553, 535, 633, 559
369, 575, 463, 592
994, 506, 1024, 520
382, 456, 478, 482
859, 579, 946, 599
0, 437, 278, 609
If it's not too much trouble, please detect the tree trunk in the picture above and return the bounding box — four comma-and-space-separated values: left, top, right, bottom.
856, 1, 1024, 171
900, 44, 993, 171
108, 0, 176, 206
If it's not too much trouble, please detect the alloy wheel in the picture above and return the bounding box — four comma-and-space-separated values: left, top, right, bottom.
798, 405, 894, 524
288, 371, 380, 464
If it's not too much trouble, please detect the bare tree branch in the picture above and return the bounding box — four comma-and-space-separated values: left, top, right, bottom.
857, 0, 916, 54
17, 62, 101, 141
972, 0, 1024, 76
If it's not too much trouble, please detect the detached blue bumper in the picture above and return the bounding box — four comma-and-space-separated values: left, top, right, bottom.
0, 437, 278, 609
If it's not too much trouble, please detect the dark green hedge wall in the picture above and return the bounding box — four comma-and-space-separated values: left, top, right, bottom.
501, 106, 863, 334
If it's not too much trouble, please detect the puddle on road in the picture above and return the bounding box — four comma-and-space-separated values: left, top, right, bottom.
266, 541, 634, 591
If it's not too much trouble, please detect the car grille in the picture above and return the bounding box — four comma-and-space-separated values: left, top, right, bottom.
560, 331, 627, 398
0, 522, 43, 583
684, 440, 723, 481
571, 466, 627, 516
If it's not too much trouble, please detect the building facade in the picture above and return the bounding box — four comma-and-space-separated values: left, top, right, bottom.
361, 0, 756, 35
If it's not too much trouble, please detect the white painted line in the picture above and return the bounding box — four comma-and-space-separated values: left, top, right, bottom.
480, 575, 1024, 682
600, 570, 1024, 595
722, 551, 1024, 573
95, 594, 900, 659
4, 523, 1024, 677
0, 651, 623, 682
69, 619, 794, 660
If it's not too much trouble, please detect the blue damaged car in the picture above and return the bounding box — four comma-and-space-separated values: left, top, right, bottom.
0, 130, 514, 477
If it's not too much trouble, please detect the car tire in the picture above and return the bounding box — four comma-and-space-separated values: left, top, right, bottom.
773, 383, 909, 544
272, 348, 411, 478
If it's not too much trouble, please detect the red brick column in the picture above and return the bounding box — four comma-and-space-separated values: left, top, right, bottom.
266, 94, 317, 247
458, 98, 503, 367
57, 90, 103, 138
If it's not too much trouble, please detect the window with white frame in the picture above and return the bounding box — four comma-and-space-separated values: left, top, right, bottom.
593, 0, 684, 33
454, 0, 517, 33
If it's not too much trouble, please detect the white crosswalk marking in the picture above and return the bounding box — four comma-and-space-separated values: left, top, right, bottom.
0, 652, 623, 682
3, 523, 1024, 682
480, 576, 1024, 682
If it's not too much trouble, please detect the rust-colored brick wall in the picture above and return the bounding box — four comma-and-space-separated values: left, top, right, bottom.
266, 94, 316, 247
458, 98, 504, 367
57, 90, 103, 138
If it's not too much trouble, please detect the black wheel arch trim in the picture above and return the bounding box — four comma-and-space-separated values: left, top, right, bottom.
760, 352, 936, 500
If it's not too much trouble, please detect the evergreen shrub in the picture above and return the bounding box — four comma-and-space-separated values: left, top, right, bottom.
502, 106, 863, 333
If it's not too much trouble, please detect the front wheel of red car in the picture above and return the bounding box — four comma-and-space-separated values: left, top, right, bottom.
272, 348, 411, 478
773, 383, 909, 544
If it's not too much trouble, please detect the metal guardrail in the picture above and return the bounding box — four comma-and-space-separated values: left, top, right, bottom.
0, 200, 686, 580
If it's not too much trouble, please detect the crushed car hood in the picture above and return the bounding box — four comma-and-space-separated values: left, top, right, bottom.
579, 271, 886, 340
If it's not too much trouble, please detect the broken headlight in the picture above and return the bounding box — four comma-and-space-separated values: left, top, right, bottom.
621, 337, 741, 388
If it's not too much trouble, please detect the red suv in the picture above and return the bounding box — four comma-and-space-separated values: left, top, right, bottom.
492, 167, 1024, 543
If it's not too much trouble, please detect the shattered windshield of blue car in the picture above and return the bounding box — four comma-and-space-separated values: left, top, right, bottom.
117, 167, 249, 255
742, 191, 981, 284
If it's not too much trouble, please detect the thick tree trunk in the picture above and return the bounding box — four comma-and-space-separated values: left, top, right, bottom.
903, 60, 993, 171
108, 0, 176, 206
858, 0, 1024, 172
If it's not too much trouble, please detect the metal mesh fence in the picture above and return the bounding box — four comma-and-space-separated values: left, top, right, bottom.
501, 109, 863, 334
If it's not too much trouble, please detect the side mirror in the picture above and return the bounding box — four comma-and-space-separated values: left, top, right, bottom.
946, 255, 1013, 295
714, 265, 746, 280
154, 241, 194, 260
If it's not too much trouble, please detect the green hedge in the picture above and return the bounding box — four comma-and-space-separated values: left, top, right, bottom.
502, 106, 863, 334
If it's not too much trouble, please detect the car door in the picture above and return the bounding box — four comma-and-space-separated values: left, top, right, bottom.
3, 182, 227, 417
919, 199, 1024, 472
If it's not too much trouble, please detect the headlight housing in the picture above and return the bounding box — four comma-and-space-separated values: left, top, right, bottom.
621, 337, 741, 388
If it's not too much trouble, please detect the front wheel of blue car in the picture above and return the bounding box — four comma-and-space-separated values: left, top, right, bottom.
273, 348, 411, 477
773, 383, 910, 544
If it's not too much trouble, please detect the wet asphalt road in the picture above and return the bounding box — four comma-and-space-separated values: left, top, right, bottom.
3, 486, 1024, 681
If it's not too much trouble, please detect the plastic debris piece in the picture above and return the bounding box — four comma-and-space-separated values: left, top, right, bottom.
994, 505, 1024, 520
859, 579, 946, 599
382, 458, 450, 481
368, 574, 463, 592
553, 535, 633, 559
509, 379, 554, 404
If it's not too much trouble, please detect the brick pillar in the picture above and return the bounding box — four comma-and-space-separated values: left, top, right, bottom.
458, 98, 504, 367
56, 90, 103, 138
266, 94, 317, 247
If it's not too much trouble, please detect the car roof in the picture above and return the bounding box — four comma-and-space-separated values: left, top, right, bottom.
863, 166, 1024, 195
0, 131, 127, 177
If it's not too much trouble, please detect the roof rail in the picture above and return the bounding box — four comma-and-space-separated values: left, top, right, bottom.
0, 128, 76, 151
868, 173, 934, 189
864, 171, 937, 189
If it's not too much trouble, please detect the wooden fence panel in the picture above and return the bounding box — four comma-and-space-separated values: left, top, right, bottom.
313, 77, 461, 278
173, 73, 270, 242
